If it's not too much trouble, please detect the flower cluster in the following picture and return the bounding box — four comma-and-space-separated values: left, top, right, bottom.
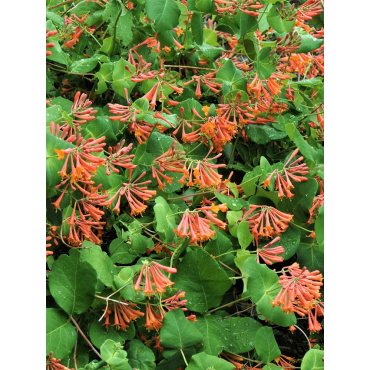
271, 263, 324, 332
239, 205, 294, 245
133, 260, 177, 295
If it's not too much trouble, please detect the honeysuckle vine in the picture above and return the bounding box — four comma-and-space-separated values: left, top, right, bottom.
46, 0, 324, 369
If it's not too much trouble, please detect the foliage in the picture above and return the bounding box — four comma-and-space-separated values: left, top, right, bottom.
46, 0, 324, 369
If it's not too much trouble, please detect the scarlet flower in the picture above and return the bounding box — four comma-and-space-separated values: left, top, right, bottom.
46, 351, 72, 370
102, 300, 145, 330
173, 210, 216, 243
46, 28, 57, 56
257, 236, 285, 265
105, 140, 136, 177
239, 205, 294, 244
158, 290, 188, 317
271, 263, 323, 313
275, 354, 295, 370
143, 302, 163, 331
219, 352, 244, 369
133, 260, 177, 295
46, 236, 53, 262
307, 180, 324, 224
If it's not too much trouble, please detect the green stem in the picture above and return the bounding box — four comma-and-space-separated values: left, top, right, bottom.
228, 132, 240, 166
291, 222, 313, 233
112, 5, 123, 53
186, 142, 203, 155
207, 296, 250, 314
180, 348, 189, 367
214, 250, 238, 259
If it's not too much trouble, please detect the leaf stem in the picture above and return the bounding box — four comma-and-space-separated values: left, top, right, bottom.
207, 296, 250, 314
180, 348, 189, 366
70, 316, 102, 359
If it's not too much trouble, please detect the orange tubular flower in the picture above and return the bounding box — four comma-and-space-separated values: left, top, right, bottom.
271, 263, 323, 313
133, 260, 177, 295
219, 352, 244, 369
307, 179, 324, 224
239, 205, 294, 244
158, 290, 188, 317
143, 302, 163, 331
173, 210, 216, 243
257, 236, 285, 265
109, 301, 144, 330
275, 354, 295, 370
47, 351, 72, 370
105, 140, 136, 177
46, 29, 58, 56
102, 172, 156, 216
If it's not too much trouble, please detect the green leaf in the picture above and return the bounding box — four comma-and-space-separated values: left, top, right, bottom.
191, 13, 204, 45
237, 11, 258, 37
100, 36, 120, 56
46, 20, 70, 66
240, 167, 262, 198
89, 320, 135, 349
285, 123, 317, 163
315, 206, 324, 250
301, 349, 324, 370
159, 309, 203, 351
112, 58, 136, 97
126, 339, 156, 370
245, 124, 287, 145
109, 238, 138, 264
296, 242, 324, 273
46, 308, 77, 359
237, 221, 254, 250
278, 225, 301, 261
70, 55, 100, 73
245, 258, 296, 326
46, 131, 75, 189
216, 59, 247, 92
80, 116, 117, 146
195, 0, 216, 13
278, 178, 318, 223
187, 352, 235, 370
100, 339, 131, 367
214, 193, 249, 211
223, 316, 262, 353
154, 196, 176, 243
295, 32, 324, 53
195, 315, 224, 356
112, 12, 133, 46
255, 326, 281, 363
79, 241, 116, 287
172, 249, 232, 313
145, 0, 181, 32
202, 29, 219, 47
267, 3, 296, 33
204, 231, 235, 277
256, 47, 276, 80
49, 249, 97, 315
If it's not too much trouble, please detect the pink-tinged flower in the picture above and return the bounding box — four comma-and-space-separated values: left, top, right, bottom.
105, 140, 136, 177
173, 210, 216, 243
46, 28, 58, 56
307, 178, 324, 224
271, 263, 323, 313
257, 236, 285, 265
239, 205, 294, 243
